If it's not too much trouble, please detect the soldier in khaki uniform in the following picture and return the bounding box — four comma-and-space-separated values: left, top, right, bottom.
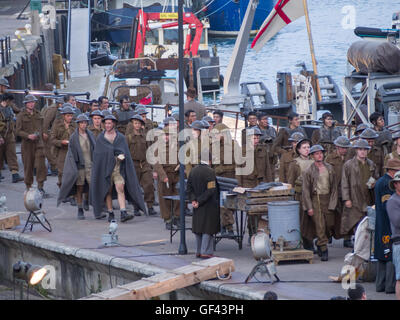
88, 109, 104, 138
325, 136, 354, 247
341, 139, 378, 236
359, 128, 385, 178
0, 95, 23, 183
42, 96, 64, 176
236, 127, 274, 242
287, 138, 315, 251
302, 145, 338, 261
0, 78, 20, 114
211, 123, 237, 237
279, 132, 304, 183
50, 105, 76, 188
153, 127, 180, 230
16, 95, 47, 193
125, 106, 153, 136
126, 114, 156, 216
183, 120, 208, 178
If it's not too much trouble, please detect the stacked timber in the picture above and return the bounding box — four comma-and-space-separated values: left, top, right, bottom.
224, 184, 294, 215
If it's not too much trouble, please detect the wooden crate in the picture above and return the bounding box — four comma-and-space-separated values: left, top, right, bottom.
272, 249, 313, 265
0, 213, 21, 230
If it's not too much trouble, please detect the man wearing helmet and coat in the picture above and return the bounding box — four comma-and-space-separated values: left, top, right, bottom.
341, 139, 378, 236
302, 144, 338, 261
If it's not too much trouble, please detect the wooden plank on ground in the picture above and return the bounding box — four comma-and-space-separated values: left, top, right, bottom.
80, 257, 235, 300
272, 249, 313, 265
0, 213, 20, 230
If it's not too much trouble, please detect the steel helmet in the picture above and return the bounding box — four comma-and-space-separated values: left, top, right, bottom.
392, 131, 400, 141
333, 136, 351, 148
103, 114, 118, 122
359, 128, 379, 139
201, 120, 210, 129
246, 126, 262, 136
90, 109, 104, 118
130, 114, 145, 124
23, 94, 38, 104
355, 123, 370, 134
352, 138, 371, 150
60, 105, 75, 114
190, 120, 205, 130
163, 116, 177, 125
0, 78, 10, 88
75, 114, 90, 123
288, 132, 305, 143
309, 144, 325, 154
202, 115, 215, 123
136, 107, 148, 115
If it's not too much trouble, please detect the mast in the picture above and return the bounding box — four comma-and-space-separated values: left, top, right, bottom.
303, 0, 322, 102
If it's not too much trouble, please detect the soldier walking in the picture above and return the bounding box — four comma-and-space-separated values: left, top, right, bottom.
287, 138, 315, 251
153, 127, 180, 229
16, 95, 47, 194
341, 139, 378, 236
126, 114, 156, 216
211, 123, 237, 237
325, 136, 353, 247
0, 95, 23, 183
302, 145, 338, 261
359, 128, 385, 178
50, 105, 76, 188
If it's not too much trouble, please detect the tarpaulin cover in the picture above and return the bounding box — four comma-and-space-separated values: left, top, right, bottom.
347, 41, 400, 74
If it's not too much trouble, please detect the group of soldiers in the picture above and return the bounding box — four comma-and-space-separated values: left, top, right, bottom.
2, 77, 399, 265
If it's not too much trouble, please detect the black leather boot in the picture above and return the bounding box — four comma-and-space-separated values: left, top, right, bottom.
321, 249, 329, 262
120, 210, 134, 222
77, 208, 85, 220
108, 211, 115, 222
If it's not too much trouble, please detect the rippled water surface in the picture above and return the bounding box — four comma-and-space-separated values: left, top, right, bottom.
210, 0, 400, 101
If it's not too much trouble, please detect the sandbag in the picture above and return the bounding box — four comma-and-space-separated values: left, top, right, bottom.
347, 41, 400, 74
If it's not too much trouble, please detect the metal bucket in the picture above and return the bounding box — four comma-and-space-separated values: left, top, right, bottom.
267, 201, 300, 242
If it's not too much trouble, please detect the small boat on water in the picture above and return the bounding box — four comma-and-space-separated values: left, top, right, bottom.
199, 0, 275, 37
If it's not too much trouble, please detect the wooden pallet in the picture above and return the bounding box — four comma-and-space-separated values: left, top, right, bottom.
272, 249, 313, 265
0, 213, 21, 230
80, 257, 234, 300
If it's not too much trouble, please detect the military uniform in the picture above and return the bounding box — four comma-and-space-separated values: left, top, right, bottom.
384, 150, 400, 167
126, 130, 155, 211
42, 103, 60, 172
374, 173, 396, 293
326, 150, 348, 239
287, 157, 316, 246
311, 125, 342, 154
273, 126, 307, 156
341, 156, 377, 235
368, 144, 385, 178
153, 138, 180, 223
279, 149, 295, 183
212, 139, 237, 232
236, 143, 274, 237
88, 125, 103, 138
302, 162, 338, 253
16, 109, 47, 189
0, 103, 20, 176
50, 121, 77, 187
113, 108, 135, 135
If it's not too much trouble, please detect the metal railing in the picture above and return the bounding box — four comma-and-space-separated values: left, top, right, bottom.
196, 64, 225, 105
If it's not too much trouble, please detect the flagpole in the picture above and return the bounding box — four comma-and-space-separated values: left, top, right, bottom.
303, 0, 322, 102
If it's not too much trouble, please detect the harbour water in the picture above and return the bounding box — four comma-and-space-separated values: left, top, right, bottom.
211, 0, 400, 102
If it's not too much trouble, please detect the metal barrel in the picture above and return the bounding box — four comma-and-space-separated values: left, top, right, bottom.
267, 201, 300, 242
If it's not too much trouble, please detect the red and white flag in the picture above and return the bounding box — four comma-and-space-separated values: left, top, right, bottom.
251, 0, 305, 52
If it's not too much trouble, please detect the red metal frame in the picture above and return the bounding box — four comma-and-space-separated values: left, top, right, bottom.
134, 10, 203, 58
